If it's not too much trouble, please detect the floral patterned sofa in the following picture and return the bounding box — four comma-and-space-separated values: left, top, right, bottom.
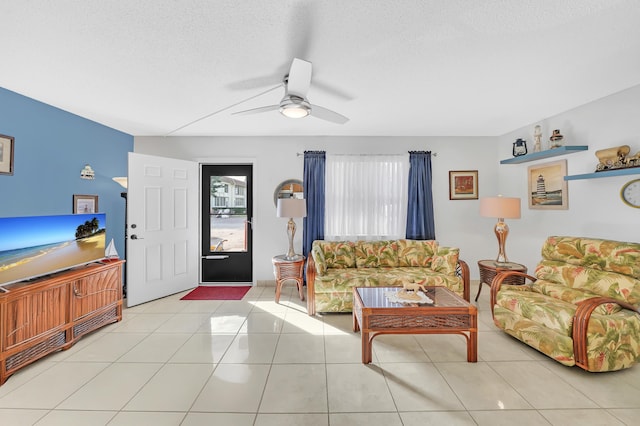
306, 239, 469, 315
491, 236, 640, 372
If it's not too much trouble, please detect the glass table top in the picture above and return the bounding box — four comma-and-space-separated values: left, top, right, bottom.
355, 286, 469, 309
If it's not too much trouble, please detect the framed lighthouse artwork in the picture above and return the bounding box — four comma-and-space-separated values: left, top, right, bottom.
527, 160, 568, 210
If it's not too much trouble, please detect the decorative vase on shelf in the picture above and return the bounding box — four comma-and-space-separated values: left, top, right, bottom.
512, 138, 527, 156
549, 129, 564, 149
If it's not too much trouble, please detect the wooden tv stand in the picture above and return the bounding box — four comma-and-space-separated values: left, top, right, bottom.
0, 260, 124, 386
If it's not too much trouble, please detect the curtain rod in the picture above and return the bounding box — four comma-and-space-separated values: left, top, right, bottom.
296, 152, 437, 157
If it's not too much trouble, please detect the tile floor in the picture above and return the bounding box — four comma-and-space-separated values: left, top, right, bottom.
1, 281, 639, 425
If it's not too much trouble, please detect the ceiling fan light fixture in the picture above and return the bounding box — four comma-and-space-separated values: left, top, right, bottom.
279, 96, 311, 118
280, 104, 310, 118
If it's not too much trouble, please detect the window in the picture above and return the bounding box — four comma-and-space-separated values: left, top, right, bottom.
324, 154, 409, 240
212, 196, 227, 207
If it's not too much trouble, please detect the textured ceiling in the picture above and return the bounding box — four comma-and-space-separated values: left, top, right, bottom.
1, 0, 640, 137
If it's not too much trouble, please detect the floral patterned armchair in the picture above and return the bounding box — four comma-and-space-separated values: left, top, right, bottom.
491, 236, 640, 372
306, 239, 469, 315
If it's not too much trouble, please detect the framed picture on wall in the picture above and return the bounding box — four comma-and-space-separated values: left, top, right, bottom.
449, 170, 479, 200
73, 194, 99, 214
527, 160, 568, 210
0, 134, 15, 176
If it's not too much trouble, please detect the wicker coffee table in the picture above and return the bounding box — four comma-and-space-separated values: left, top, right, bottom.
352, 286, 478, 364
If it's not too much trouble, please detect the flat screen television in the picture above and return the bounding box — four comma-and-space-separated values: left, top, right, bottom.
0, 213, 107, 287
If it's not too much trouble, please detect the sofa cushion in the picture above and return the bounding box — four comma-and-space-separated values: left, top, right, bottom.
311, 243, 328, 275
495, 285, 577, 336
313, 266, 464, 298
493, 306, 576, 366
535, 260, 640, 306
313, 268, 370, 293
542, 236, 640, 281
355, 240, 398, 268
364, 267, 463, 294
312, 241, 357, 275
432, 247, 459, 276
396, 239, 437, 267
532, 279, 623, 315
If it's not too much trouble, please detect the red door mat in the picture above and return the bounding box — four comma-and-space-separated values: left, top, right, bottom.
180, 286, 251, 301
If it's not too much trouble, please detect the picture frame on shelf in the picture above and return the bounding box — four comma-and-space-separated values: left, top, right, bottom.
449, 170, 478, 200
0, 134, 15, 176
527, 160, 568, 210
73, 194, 99, 214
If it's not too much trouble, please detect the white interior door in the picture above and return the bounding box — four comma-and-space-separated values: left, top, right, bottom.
126, 152, 199, 307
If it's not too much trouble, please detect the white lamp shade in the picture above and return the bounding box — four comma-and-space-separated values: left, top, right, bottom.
277, 198, 307, 218
480, 196, 521, 219
112, 177, 128, 189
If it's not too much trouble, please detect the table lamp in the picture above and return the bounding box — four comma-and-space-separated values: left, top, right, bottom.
479, 196, 521, 264
277, 198, 307, 260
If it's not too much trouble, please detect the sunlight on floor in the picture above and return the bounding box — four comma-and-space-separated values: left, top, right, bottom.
249, 299, 350, 336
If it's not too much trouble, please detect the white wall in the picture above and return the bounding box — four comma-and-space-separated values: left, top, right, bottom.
134, 136, 497, 281
497, 84, 640, 274
135, 84, 640, 283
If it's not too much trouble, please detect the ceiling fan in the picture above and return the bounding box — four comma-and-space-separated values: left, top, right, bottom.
232, 58, 349, 125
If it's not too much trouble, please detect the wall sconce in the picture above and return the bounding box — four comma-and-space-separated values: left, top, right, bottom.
112, 177, 128, 189
80, 164, 95, 180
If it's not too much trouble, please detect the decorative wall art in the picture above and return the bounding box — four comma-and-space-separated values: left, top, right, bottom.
449, 170, 478, 200
73, 194, 99, 214
0, 134, 15, 175
527, 160, 568, 210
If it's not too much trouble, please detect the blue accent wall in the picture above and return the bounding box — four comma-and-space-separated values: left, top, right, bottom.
0, 87, 133, 260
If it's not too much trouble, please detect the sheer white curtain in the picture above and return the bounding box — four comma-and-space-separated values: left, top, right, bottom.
325, 154, 409, 240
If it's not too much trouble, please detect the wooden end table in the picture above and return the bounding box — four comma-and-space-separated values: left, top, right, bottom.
476, 260, 527, 301
271, 255, 305, 303
352, 286, 477, 364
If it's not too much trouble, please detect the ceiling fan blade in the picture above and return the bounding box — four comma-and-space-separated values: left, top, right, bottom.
166, 84, 283, 135
287, 58, 312, 98
311, 104, 349, 124
225, 73, 282, 91
232, 105, 280, 116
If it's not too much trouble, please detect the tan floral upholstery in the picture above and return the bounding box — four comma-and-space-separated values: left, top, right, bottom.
432, 246, 460, 276
396, 239, 437, 267
354, 241, 399, 268
492, 236, 640, 372
541, 236, 640, 280
312, 241, 356, 275
307, 239, 469, 315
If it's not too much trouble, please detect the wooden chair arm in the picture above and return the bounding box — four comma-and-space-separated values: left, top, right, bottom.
305, 254, 317, 316
490, 271, 537, 317
457, 259, 470, 302
573, 297, 640, 370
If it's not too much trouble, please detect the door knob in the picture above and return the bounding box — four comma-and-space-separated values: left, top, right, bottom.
130, 234, 143, 240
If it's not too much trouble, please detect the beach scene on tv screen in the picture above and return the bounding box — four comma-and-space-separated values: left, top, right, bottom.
0, 213, 106, 285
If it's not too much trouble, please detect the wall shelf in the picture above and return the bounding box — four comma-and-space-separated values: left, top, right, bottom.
564, 167, 640, 181
500, 146, 588, 164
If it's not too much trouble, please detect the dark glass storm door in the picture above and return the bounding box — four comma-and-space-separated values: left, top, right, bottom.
201, 164, 253, 283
